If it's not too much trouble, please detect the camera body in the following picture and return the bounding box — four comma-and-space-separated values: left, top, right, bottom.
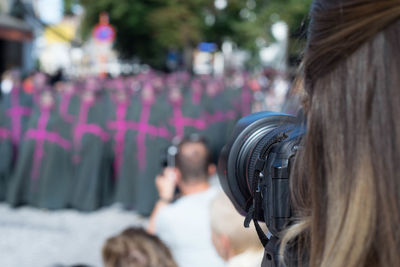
218, 111, 305, 265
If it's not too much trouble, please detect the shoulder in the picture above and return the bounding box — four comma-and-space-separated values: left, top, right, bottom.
177, 187, 221, 206
227, 249, 265, 267
201, 186, 221, 202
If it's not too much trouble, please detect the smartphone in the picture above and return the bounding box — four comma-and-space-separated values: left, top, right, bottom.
167, 145, 178, 167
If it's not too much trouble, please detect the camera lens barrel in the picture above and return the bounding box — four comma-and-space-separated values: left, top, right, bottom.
218, 111, 305, 236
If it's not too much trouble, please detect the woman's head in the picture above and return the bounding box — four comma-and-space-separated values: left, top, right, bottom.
284, 1, 400, 267
102, 227, 177, 267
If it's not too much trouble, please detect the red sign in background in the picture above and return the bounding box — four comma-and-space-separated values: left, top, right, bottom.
92, 23, 115, 43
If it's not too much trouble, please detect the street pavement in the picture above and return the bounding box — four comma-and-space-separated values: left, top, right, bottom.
0, 203, 146, 267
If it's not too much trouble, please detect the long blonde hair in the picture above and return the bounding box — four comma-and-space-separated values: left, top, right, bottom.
281, 1, 400, 266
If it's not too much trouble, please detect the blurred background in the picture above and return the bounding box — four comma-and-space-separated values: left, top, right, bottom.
0, 0, 311, 77
0, 0, 312, 266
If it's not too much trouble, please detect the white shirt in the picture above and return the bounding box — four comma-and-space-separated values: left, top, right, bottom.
155, 187, 224, 267
227, 249, 265, 267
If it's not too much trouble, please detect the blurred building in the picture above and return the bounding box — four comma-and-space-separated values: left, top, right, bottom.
38, 15, 80, 75
0, 0, 34, 76
0, 0, 83, 77
32, 0, 81, 76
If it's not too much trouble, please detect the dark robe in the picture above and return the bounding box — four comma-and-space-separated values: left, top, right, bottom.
168, 92, 207, 139
58, 88, 80, 124
6, 104, 73, 209
238, 83, 253, 117
0, 104, 12, 201
133, 94, 171, 216
70, 95, 114, 211
202, 88, 238, 163
106, 95, 141, 209
2, 86, 33, 151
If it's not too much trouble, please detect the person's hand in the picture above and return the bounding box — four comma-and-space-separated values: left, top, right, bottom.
148, 167, 179, 234
155, 167, 178, 202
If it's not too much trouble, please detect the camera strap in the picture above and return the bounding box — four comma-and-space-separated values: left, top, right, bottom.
245, 185, 270, 247
244, 165, 269, 246
244, 130, 290, 247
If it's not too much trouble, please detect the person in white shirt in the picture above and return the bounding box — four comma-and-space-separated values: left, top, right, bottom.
210, 192, 265, 267
147, 137, 224, 267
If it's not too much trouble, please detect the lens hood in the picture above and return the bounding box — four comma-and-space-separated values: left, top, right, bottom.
218, 111, 298, 218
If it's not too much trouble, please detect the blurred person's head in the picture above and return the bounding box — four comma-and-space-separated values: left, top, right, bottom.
39, 90, 55, 108
176, 136, 211, 185
282, 1, 400, 267
60, 82, 75, 95
168, 86, 182, 103
33, 72, 48, 89
102, 227, 177, 267
141, 81, 155, 102
210, 192, 264, 261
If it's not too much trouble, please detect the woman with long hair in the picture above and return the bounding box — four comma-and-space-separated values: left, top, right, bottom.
282, 0, 400, 266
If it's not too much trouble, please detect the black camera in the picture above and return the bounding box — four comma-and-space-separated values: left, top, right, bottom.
218, 111, 305, 266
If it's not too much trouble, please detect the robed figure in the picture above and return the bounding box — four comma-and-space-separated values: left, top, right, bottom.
131, 83, 171, 216
7, 90, 73, 209
0, 103, 12, 201
70, 89, 114, 211
167, 85, 207, 139
202, 79, 237, 163
2, 83, 33, 154
106, 81, 142, 210
57, 82, 80, 124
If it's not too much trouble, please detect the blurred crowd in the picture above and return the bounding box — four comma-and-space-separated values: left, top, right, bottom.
0, 68, 294, 217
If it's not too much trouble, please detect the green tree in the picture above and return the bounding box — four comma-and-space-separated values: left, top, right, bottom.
79, 0, 164, 67
78, 0, 312, 69
64, 0, 75, 15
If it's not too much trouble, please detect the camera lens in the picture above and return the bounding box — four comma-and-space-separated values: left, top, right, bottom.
218, 112, 298, 218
